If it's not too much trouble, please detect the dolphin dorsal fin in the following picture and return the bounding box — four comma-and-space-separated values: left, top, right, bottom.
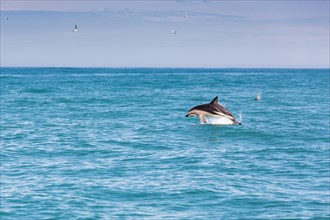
210, 96, 219, 105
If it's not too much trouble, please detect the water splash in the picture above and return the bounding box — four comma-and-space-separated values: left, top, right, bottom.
238, 113, 243, 124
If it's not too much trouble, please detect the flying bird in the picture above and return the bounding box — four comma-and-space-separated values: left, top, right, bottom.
73, 24, 78, 32
186, 96, 241, 125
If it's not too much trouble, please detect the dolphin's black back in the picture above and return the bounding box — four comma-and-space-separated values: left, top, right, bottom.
189, 104, 220, 115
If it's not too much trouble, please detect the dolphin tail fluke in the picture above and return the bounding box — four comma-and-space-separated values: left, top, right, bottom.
235, 121, 242, 125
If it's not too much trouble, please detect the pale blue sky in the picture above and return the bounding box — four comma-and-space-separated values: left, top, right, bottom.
1, 0, 329, 68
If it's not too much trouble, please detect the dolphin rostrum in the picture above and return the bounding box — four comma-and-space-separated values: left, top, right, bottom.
186, 96, 241, 125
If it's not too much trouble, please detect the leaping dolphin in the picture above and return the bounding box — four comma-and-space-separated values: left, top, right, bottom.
186, 96, 241, 125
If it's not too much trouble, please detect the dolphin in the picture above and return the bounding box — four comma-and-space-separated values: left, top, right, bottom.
186, 96, 241, 125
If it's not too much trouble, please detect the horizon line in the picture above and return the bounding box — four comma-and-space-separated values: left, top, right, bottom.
1, 66, 329, 70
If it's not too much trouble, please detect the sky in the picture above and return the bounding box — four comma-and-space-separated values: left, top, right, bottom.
0, 0, 329, 68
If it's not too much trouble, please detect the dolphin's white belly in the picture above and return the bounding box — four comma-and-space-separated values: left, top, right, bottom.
203, 115, 234, 125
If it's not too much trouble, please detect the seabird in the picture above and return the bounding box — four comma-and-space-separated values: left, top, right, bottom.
186, 96, 241, 125
73, 24, 78, 32
171, 30, 176, 35
255, 95, 261, 101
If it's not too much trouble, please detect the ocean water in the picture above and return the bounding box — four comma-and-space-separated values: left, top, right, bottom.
1, 67, 329, 219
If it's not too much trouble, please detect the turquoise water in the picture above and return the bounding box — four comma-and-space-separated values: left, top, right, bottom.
1, 68, 329, 219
